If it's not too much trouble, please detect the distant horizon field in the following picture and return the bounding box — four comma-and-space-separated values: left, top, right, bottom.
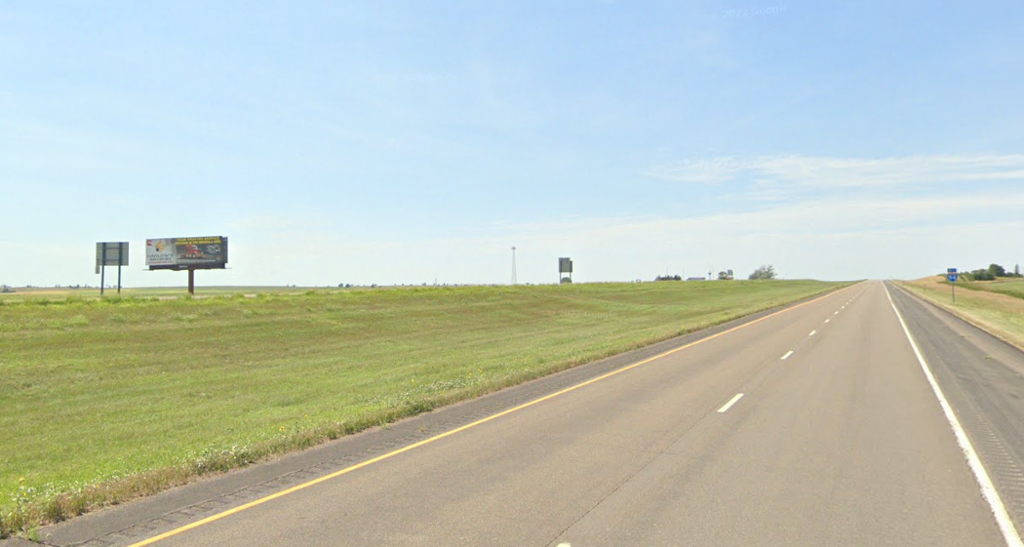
0, 285, 329, 299
0, 278, 849, 298
0, 279, 847, 537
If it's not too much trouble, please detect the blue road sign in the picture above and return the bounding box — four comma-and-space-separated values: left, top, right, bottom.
947, 268, 959, 283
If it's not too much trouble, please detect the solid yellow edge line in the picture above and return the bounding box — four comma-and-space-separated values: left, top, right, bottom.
126, 284, 855, 547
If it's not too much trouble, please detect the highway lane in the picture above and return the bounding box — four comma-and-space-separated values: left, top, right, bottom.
889, 282, 1024, 537
20, 280, 1023, 547
548, 282, 1009, 546
84, 280, 1005, 547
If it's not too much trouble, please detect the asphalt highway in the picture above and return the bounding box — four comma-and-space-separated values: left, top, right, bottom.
21, 281, 1024, 547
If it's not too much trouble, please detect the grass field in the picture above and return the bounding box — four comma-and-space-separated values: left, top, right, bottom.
0, 286, 318, 300
954, 277, 1024, 300
898, 276, 1024, 350
0, 280, 846, 537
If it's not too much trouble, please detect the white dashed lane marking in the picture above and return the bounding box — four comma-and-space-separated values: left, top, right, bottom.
717, 393, 745, 413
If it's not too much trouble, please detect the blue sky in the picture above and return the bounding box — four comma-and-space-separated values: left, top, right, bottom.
2, 0, 1022, 287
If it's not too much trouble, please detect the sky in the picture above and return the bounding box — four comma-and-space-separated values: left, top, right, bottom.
2, 0, 1023, 287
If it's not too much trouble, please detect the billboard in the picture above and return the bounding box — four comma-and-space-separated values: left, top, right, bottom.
95, 242, 129, 274
146, 236, 228, 270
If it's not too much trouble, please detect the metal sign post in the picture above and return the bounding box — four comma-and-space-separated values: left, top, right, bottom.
96, 242, 129, 296
117, 244, 124, 295
558, 257, 573, 284
947, 268, 959, 303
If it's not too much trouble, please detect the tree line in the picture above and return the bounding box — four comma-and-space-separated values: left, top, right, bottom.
654, 265, 777, 281
962, 263, 1022, 281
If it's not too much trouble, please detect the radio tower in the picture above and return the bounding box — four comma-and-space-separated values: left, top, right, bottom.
511, 246, 518, 285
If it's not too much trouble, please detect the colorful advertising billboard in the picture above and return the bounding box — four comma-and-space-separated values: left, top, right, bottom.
146, 236, 228, 270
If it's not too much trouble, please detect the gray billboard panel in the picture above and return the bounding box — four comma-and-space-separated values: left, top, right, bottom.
559, 257, 572, 273
95, 242, 129, 274
146, 236, 228, 270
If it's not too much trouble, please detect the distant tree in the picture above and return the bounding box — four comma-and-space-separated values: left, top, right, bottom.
560, 277, 573, 284
655, 275, 682, 281
989, 263, 1007, 278
969, 269, 995, 281
1016, 264, 1021, 277
748, 265, 777, 280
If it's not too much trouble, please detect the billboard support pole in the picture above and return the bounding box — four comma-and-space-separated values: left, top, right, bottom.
117, 244, 123, 295
188, 267, 195, 296
100, 263, 106, 297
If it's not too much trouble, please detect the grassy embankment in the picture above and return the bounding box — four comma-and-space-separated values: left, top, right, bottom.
898, 276, 1024, 349
1, 280, 846, 537
0, 286, 313, 300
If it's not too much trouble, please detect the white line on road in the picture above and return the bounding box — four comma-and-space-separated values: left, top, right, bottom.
825, 319, 831, 323
781, 350, 794, 360
834, 311, 839, 315
809, 330, 817, 337
717, 393, 745, 413
885, 284, 1023, 547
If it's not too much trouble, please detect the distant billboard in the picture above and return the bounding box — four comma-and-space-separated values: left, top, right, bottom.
146, 236, 228, 270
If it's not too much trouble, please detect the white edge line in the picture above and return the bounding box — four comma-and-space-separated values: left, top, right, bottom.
781, 350, 794, 360
825, 319, 831, 323
809, 330, 817, 337
884, 283, 1023, 547
717, 393, 745, 413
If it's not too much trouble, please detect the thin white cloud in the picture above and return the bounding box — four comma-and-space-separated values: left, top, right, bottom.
499, 192, 1024, 238
646, 153, 1024, 188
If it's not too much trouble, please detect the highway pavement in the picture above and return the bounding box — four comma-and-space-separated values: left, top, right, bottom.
20, 280, 1024, 547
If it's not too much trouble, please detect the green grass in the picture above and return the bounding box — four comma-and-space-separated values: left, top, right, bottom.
954, 277, 1024, 300
0, 285, 316, 300
899, 277, 1024, 350
0, 280, 845, 537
